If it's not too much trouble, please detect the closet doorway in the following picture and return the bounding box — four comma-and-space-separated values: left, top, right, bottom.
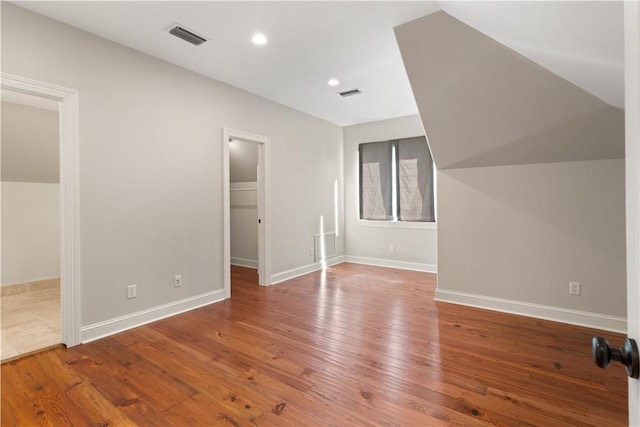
223, 128, 271, 298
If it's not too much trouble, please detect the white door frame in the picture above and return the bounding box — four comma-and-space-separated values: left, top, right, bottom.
624, 2, 640, 424
222, 128, 271, 298
1, 73, 81, 347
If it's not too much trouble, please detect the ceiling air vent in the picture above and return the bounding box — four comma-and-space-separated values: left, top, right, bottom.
169, 24, 207, 46
338, 89, 362, 97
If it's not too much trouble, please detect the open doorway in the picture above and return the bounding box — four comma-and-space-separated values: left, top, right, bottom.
1, 90, 61, 360
1, 73, 81, 350
229, 139, 259, 269
229, 139, 259, 288
222, 128, 270, 298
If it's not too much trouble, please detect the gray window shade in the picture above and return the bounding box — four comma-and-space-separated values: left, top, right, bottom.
396, 136, 435, 222
359, 141, 393, 220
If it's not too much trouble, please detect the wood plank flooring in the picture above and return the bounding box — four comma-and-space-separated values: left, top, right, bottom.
1, 264, 628, 426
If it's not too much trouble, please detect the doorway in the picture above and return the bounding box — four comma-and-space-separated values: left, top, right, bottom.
1, 91, 60, 360
229, 139, 259, 268
222, 128, 270, 298
1, 73, 81, 349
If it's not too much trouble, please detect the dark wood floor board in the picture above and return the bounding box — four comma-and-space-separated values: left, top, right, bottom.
34, 350, 137, 427
1, 263, 628, 426
115, 332, 269, 422
131, 323, 362, 426
483, 386, 609, 427
305, 364, 494, 427
78, 338, 199, 412
230, 314, 541, 424
59, 347, 177, 425
162, 391, 257, 427
2, 353, 88, 426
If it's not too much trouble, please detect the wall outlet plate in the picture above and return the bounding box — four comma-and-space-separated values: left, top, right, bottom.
127, 284, 137, 299
174, 275, 182, 288
569, 281, 581, 296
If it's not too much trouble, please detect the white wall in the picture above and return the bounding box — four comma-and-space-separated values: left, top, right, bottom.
437, 159, 627, 329
1, 98, 60, 286
1, 101, 59, 183
230, 182, 258, 268
229, 140, 258, 183
343, 115, 437, 271
1, 182, 60, 285
395, 11, 624, 170
1, 3, 343, 329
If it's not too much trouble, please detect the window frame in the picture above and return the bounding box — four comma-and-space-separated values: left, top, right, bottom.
357, 136, 437, 229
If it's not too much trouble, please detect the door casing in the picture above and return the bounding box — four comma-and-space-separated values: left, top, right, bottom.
1, 73, 81, 347
624, 1, 640, 424
222, 128, 271, 298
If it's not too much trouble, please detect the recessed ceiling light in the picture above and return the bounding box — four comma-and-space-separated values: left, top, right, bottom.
328, 79, 340, 86
252, 33, 268, 45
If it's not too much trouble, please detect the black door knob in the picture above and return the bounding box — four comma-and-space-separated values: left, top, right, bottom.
592, 336, 639, 379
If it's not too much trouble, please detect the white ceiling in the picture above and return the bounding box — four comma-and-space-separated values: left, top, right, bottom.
440, 1, 624, 108
12, 1, 624, 126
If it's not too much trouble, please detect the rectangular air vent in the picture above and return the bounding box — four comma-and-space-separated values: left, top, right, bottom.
169, 24, 207, 46
338, 89, 362, 97
314, 232, 337, 262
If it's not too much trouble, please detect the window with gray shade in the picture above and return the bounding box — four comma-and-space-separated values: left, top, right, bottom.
359, 136, 435, 223
359, 140, 393, 220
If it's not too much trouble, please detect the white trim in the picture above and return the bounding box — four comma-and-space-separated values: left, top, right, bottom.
344, 255, 437, 273
230, 187, 257, 192
222, 128, 271, 298
80, 289, 225, 343
1, 73, 81, 347
358, 219, 437, 230
231, 257, 258, 269
435, 289, 627, 333
222, 131, 231, 298
625, 3, 640, 423
271, 256, 345, 285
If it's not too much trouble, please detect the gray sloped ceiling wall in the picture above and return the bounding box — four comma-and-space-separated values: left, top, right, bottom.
395, 11, 626, 328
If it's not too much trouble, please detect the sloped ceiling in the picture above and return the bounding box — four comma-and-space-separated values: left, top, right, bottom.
395, 11, 624, 170
439, 1, 624, 108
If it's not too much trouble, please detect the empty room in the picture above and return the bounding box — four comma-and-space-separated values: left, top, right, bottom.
1, 1, 639, 426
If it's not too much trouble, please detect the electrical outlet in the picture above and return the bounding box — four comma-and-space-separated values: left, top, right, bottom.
127, 284, 137, 299
174, 275, 182, 288
389, 244, 395, 253
569, 281, 581, 296
309, 247, 314, 257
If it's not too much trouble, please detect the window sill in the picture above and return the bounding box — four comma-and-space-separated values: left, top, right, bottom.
357, 220, 437, 230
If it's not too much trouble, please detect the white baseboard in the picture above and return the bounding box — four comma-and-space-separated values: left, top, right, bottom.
80, 289, 226, 343
231, 257, 258, 269
343, 255, 437, 273
435, 289, 627, 333
270, 255, 345, 285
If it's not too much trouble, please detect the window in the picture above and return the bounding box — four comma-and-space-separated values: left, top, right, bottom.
359, 136, 435, 223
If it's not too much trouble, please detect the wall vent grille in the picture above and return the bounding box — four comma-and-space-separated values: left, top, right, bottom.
338, 89, 362, 97
314, 232, 337, 262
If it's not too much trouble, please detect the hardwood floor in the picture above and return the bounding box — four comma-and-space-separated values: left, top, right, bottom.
1, 264, 628, 426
